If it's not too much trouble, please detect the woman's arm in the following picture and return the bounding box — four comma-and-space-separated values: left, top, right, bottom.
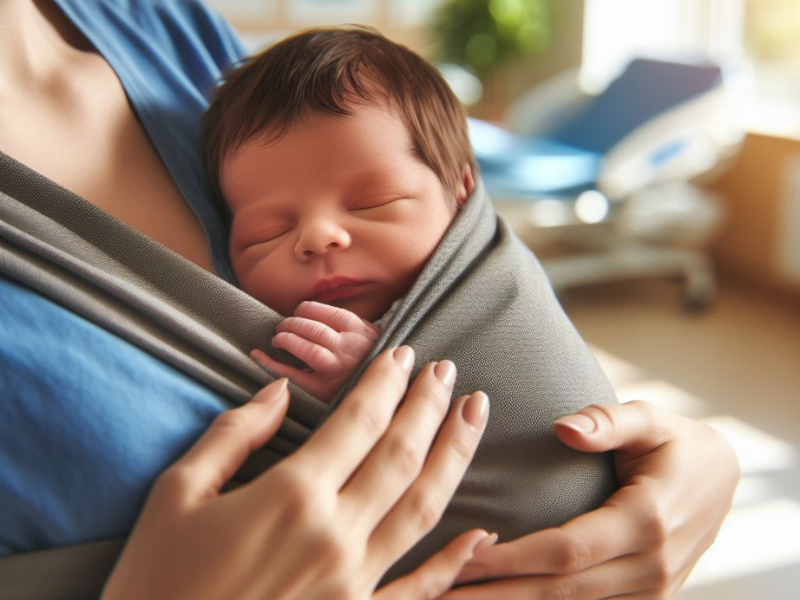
444, 401, 740, 599
102, 347, 492, 600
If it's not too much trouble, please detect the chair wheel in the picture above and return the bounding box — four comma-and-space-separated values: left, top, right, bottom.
683, 292, 712, 313
682, 277, 715, 313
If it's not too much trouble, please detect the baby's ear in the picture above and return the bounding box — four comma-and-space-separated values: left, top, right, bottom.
454, 165, 475, 208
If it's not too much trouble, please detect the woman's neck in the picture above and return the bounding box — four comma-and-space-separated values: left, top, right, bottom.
0, 0, 94, 98
0, 0, 217, 273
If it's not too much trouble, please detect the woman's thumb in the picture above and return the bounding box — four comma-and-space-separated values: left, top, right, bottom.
553, 400, 669, 454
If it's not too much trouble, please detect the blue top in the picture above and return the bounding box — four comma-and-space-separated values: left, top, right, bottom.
0, 0, 247, 554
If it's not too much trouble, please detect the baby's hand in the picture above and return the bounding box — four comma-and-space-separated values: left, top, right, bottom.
250, 301, 380, 403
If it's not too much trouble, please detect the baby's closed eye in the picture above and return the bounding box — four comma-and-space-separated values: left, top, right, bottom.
348, 193, 408, 211
238, 221, 294, 247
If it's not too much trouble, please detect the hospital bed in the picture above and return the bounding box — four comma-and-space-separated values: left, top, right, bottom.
469, 56, 744, 310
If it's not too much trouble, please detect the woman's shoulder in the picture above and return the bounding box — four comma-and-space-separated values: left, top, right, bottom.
55, 0, 246, 69
137, 0, 243, 49
71, 0, 228, 29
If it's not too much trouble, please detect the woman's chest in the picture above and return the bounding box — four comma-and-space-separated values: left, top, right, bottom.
0, 56, 214, 270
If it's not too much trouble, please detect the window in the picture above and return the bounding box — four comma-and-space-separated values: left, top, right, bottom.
582, 0, 800, 136
745, 0, 800, 99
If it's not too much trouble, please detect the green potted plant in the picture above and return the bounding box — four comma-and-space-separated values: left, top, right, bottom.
430, 0, 553, 117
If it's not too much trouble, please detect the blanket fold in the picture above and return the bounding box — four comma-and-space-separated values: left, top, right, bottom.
0, 150, 617, 597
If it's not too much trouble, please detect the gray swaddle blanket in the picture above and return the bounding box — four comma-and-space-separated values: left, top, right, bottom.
0, 150, 616, 598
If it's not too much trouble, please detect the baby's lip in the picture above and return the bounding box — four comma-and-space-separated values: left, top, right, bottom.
308, 277, 371, 304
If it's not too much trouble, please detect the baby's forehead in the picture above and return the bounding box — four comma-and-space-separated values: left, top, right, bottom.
226, 98, 414, 167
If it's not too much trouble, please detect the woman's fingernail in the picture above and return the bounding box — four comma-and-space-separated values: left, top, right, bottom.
554, 413, 597, 434
255, 378, 289, 404
474, 532, 498, 553
393, 346, 415, 373
462, 391, 489, 431
465, 531, 492, 558
434, 360, 456, 387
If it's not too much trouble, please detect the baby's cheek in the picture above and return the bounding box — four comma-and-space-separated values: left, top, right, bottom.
232, 255, 276, 304
255, 269, 308, 318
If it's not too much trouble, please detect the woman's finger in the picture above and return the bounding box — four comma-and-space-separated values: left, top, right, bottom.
290, 346, 415, 486
443, 553, 653, 600
368, 391, 489, 569
276, 316, 340, 350
295, 300, 376, 334
153, 379, 290, 502
377, 530, 494, 600
456, 483, 655, 583
340, 360, 456, 526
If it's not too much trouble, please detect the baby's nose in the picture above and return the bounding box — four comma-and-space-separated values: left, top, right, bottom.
294, 218, 351, 259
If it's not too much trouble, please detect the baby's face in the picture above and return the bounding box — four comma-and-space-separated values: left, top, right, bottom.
220, 103, 460, 322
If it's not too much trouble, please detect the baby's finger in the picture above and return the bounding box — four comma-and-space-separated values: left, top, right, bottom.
271, 332, 338, 373
276, 316, 339, 350
376, 530, 493, 600
152, 379, 289, 504
368, 391, 488, 567
250, 348, 307, 380
250, 349, 326, 395
290, 347, 414, 487
296, 301, 376, 334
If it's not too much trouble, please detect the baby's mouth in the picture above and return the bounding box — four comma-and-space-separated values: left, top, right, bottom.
308, 277, 372, 305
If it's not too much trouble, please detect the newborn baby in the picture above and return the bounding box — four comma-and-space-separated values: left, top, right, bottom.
203, 26, 475, 401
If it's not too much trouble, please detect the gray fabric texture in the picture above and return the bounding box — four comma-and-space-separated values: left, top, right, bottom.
0, 150, 617, 596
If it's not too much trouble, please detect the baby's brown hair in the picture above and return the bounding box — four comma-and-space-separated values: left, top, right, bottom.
202, 26, 477, 218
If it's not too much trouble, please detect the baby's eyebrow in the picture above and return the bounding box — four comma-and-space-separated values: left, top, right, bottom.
345, 168, 408, 194
235, 196, 285, 217
232, 201, 287, 231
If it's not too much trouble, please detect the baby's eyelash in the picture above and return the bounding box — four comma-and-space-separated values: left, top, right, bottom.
247, 224, 292, 244
350, 196, 405, 210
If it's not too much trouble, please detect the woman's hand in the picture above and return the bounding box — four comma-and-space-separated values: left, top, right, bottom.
446, 400, 740, 600
102, 347, 491, 600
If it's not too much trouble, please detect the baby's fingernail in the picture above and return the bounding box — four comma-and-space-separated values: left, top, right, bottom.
393, 346, 415, 373
462, 391, 489, 432
554, 413, 597, 434
434, 360, 456, 387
